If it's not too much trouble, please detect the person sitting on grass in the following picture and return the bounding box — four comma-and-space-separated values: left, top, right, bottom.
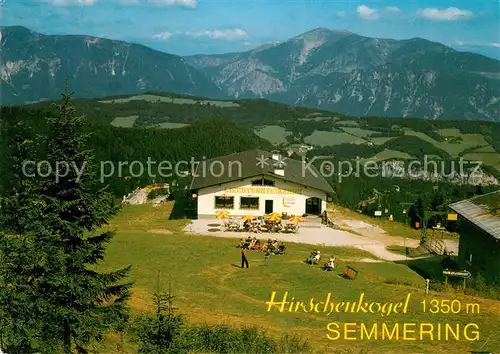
305, 249, 318, 264
252, 239, 261, 250
323, 256, 336, 271
274, 243, 286, 255
313, 250, 321, 264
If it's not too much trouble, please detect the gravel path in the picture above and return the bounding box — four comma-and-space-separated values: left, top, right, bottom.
183, 219, 414, 261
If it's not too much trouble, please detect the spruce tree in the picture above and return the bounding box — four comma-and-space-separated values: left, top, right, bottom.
0, 109, 50, 352
0, 86, 132, 353
134, 276, 183, 354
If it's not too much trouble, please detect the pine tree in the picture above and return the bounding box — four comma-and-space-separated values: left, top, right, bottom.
0, 109, 50, 352
0, 85, 132, 353
134, 274, 183, 354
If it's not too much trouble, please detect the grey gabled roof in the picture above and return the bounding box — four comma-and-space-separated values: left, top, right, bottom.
449, 191, 500, 240
189, 149, 335, 195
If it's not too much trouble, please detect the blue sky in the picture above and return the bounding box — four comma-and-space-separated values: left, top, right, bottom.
1, 0, 499, 58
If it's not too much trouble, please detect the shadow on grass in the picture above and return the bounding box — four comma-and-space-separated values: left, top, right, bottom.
169, 198, 197, 220
395, 256, 447, 281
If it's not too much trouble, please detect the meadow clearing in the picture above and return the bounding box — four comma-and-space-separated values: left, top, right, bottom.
97, 202, 500, 354
110, 115, 138, 128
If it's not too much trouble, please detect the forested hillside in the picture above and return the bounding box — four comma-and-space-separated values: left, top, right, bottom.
3, 92, 500, 227
0, 106, 273, 197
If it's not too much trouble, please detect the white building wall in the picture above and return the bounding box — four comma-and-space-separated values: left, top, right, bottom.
196, 177, 327, 218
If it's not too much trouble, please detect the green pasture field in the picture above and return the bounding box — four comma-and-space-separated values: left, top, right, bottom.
340, 127, 383, 138
335, 120, 360, 127
254, 125, 291, 146
99, 94, 240, 107
358, 149, 413, 163
436, 128, 462, 137
404, 131, 490, 157
110, 115, 138, 128
470, 146, 497, 153
304, 131, 359, 146
463, 153, 500, 172
96, 203, 500, 354
369, 137, 396, 145
154, 122, 190, 129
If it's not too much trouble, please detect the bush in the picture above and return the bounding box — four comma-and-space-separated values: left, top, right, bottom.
131, 290, 312, 354
133, 314, 184, 354
470, 274, 500, 301
168, 325, 312, 354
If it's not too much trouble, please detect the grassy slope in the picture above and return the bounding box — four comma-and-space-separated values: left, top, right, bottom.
97, 203, 500, 353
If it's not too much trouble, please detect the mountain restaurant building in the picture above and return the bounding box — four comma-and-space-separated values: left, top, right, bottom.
189, 150, 335, 218
449, 191, 500, 283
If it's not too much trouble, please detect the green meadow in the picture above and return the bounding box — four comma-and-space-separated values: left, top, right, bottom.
100, 94, 240, 107
110, 115, 138, 128
97, 203, 500, 354
304, 131, 359, 146
254, 125, 291, 145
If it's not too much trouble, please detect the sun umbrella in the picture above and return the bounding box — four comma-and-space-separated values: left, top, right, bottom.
266, 212, 282, 221
216, 210, 230, 219
243, 215, 256, 221
288, 216, 303, 223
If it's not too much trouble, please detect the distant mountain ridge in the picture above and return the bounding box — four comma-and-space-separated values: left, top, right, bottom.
1, 26, 500, 121
0, 26, 223, 104
185, 27, 500, 121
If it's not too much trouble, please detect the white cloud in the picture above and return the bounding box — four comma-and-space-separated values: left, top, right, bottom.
152, 31, 173, 40
416, 7, 473, 21
357, 5, 379, 20
119, 0, 197, 7
452, 40, 500, 49
151, 0, 197, 8
186, 28, 248, 40
49, 0, 97, 5
336, 11, 346, 18
385, 6, 400, 12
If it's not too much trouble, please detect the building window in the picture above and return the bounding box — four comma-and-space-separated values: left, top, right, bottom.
240, 197, 259, 210
252, 178, 274, 186
214, 196, 234, 209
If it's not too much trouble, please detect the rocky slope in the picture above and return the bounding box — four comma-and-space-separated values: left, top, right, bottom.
0, 26, 223, 104
185, 28, 500, 121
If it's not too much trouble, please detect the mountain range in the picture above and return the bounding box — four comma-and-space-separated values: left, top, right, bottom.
1, 26, 499, 121
0, 26, 223, 104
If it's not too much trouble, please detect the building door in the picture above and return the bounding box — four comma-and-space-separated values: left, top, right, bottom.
265, 200, 273, 214
305, 197, 322, 215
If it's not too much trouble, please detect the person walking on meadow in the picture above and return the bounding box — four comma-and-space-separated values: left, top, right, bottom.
264, 249, 270, 266
241, 247, 249, 268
